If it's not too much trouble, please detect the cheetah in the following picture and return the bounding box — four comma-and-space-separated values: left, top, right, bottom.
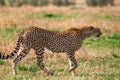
0, 26, 102, 75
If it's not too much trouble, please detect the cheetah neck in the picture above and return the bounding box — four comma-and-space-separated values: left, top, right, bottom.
76, 31, 91, 41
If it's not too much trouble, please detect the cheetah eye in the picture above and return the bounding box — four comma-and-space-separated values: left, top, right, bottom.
88, 26, 94, 30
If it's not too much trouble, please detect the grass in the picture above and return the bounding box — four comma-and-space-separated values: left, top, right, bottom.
79, 53, 120, 79
0, 6, 120, 80
0, 60, 6, 65
83, 34, 120, 49
0, 53, 119, 80
18, 64, 39, 72
0, 27, 24, 42
0, 27, 14, 39
92, 14, 120, 21
26, 12, 75, 20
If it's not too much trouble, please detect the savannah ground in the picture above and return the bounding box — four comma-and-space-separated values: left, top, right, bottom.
0, 4, 120, 80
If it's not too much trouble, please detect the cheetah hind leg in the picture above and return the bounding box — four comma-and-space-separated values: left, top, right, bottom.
12, 46, 30, 75
69, 60, 77, 76
12, 62, 17, 75
36, 48, 54, 75
67, 53, 77, 76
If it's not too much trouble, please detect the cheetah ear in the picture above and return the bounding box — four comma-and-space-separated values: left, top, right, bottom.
88, 26, 94, 30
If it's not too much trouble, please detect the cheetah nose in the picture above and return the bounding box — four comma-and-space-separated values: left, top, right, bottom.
97, 34, 100, 37
97, 32, 102, 37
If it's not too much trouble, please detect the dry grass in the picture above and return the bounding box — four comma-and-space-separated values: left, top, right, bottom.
0, 5, 120, 80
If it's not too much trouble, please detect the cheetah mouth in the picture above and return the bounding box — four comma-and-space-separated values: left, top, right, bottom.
96, 34, 100, 37
96, 32, 102, 37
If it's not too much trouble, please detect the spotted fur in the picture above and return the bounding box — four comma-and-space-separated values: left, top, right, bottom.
0, 26, 102, 75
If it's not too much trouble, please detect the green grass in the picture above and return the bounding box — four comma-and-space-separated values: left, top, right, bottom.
18, 64, 39, 72
26, 12, 75, 20
0, 27, 14, 39
94, 14, 114, 21
0, 60, 6, 65
18, 64, 28, 71
91, 13, 120, 21
28, 64, 40, 72
0, 27, 24, 42
83, 34, 120, 49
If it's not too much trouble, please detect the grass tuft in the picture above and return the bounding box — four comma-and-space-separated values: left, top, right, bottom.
18, 64, 28, 71
17, 64, 39, 72
28, 64, 39, 72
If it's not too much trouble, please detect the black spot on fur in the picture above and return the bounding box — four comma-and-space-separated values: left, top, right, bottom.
11, 53, 15, 56
0, 53, 1, 59
2, 55, 5, 59
6, 55, 10, 59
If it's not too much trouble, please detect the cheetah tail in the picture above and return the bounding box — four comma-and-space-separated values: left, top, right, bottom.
0, 35, 22, 60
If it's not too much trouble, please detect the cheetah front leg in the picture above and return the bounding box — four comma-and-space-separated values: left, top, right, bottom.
67, 52, 77, 76
36, 48, 54, 75
12, 46, 30, 75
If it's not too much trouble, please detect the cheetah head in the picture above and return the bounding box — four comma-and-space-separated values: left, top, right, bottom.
85, 26, 102, 38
